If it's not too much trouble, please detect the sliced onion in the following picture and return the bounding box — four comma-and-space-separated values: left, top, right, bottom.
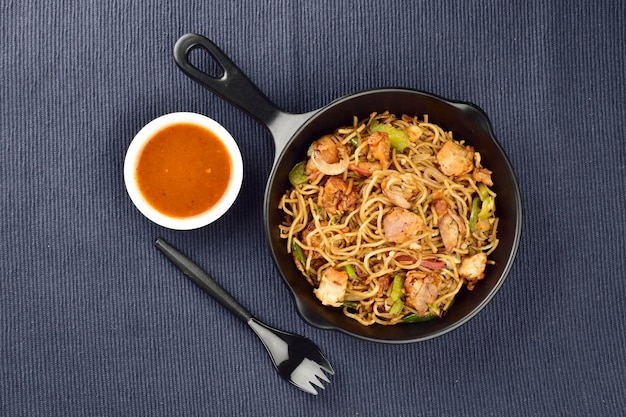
311, 150, 349, 175
448, 211, 467, 235
423, 167, 444, 186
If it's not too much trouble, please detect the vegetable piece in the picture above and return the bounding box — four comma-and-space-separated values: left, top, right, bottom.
348, 164, 372, 176
345, 264, 358, 281
478, 196, 494, 220
350, 136, 359, 146
390, 275, 404, 301
478, 183, 490, 200
420, 258, 446, 270
477, 184, 495, 220
288, 161, 308, 186
370, 120, 411, 152
292, 241, 306, 267
427, 303, 441, 317
342, 300, 358, 309
470, 184, 495, 232
395, 254, 417, 265
401, 312, 436, 323
389, 275, 405, 315
469, 196, 481, 232
389, 299, 404, 315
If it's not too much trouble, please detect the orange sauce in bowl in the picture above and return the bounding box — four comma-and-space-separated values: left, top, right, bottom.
135, 123, 232, 218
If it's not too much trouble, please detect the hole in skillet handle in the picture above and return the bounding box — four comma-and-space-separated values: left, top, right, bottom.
174, 33, 285, 135
187, 47, 225, 79
174, 33, 318, 155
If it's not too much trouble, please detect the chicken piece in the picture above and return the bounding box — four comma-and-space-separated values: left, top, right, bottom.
300, 220, 327, 258
408, 125, 423, 142
404, 271, 439, 316
381, 172, 419, 209
305, 135, 347, 175
459, 252, 487, 279
383, 207, 425, 243
318, 176, 358, 214
367, 131, 391, 168
459, 252, 487, 290
472, 168, 494, 186
475, 219, 492, 232
377, 274, 392, 297
314, 267, 348, 307
436, 140, 475, 177
349, 161, 383, 176
353, 265, 369, 283
438, 214, 459, 252
432, 198, 448, 218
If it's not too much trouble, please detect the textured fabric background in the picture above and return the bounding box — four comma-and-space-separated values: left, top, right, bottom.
2, 1, 625, 416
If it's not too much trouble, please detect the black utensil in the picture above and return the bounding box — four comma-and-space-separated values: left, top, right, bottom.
154, 238, 334, 394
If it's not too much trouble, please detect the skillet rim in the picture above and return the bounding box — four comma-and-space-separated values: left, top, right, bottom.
262, 87, 522, 343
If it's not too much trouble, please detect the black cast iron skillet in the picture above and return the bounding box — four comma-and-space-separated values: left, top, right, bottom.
174, 33, 522, 343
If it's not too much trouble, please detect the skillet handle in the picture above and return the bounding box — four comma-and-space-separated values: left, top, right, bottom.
173, 33, 313, 154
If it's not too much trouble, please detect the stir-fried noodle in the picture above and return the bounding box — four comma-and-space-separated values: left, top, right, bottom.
278, 112, 498, 325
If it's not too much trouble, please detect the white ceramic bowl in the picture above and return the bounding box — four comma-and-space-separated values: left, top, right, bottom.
124, 112, 243, 230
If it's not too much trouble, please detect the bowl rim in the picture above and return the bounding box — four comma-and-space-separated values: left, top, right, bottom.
124, 112, 243, 230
